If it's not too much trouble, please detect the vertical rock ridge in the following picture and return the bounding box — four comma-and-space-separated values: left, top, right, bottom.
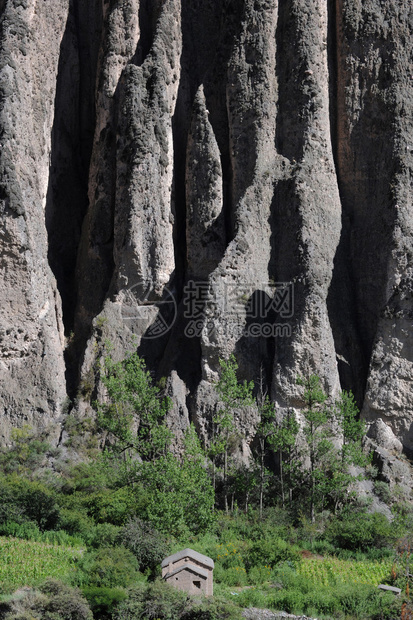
0, 1, 412, 452
186, 85, 226, 280
0, 0, 69, 440
336, 0, 413, 448
272, 0, 342, 411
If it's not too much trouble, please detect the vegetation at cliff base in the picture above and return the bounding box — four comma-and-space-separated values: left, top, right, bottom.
0, 350, 412, 619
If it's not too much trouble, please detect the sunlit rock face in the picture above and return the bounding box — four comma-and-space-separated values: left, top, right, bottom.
0, 0, 412, 452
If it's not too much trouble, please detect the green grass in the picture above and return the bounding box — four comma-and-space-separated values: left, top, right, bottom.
0, 536, 82, 594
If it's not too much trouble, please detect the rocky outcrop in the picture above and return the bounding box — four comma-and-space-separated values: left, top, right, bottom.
0, 0, 68, 442
0, 0, 412, 452
336, 0, 413, 451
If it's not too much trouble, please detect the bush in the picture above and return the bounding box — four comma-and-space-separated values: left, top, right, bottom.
214, 565, 248, 587
82, 586, 127, 619
74, 546, 143, 589
89, 522, 121, 548
181, 596, 242, 619
374, 480, 392, 504
325, 511, 394, 551
0, 425, 51, 475
248, 565, 273, 585
0, 520, 41, 540
246, 537, 301, 571
113, 581, 187, 619
84, 488, 136, 525
0, 477, 59, 531
38, 579, 93, 620
56, 507, 96, 542
0, 521, 83, 546
1, 580, 93, 620
113, 581, 242, 620
258, 578, 400, 619
118, 518, 169, 576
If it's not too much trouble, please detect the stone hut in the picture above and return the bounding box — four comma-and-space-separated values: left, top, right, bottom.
161, 548, 214, 596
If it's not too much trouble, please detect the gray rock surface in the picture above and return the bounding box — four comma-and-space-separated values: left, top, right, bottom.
367, 418, 403, 454
0, 0, 68, 442
242, 609, 314, 620
0, 1, 412, 454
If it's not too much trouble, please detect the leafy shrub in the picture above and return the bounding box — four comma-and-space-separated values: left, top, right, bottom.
0, 520, 41, 540
1, 580, 93, 620
181, 596, 242, 619
84, 488, 136, 525
374, 480, 392, 504
0, 521, 83, 546
118, 517, 169, 575
38, 579, 93, 620
0, 477, 59, 531
0, 425, 51, 475
214, 541, 247, 569
243, 576, 400, 619
74, 546, 142, 589
56, 507, 96, 544
267, 588, 306, 615
246, 537, 301, 570
215, 565, 248, 587
248, 565, 273, 585
325, 511, 394, 551
113, 581, 242, 620
89, 522, 121, 548
82, 586, 127, 619
113, 581, 187, 619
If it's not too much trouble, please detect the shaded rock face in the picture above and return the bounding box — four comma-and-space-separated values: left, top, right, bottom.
0, 0, 412, 450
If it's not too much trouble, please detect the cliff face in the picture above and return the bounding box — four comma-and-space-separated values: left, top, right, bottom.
0, 0, 412, 449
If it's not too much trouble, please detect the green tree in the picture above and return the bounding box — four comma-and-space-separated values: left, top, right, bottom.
140, 425, 215, 537
119, 518, 169, 577
335, 390, 366, 465
228, 459, 259, 513
96, 349, 172, 477
213, 356, 254, 513
297, 376, 369, 519
251, 371, 298, 516
270, 408, 299, 512
254, 392, 275, 518
94, 349, 215, 536
297, 375, 334, 522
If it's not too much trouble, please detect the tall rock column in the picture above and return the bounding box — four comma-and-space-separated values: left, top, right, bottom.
336, 0, 413, 450
271, 0, 342, 408
0, 0, 68, 441
76, 0, 182, 397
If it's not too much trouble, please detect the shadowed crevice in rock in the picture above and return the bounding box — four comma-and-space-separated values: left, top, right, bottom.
326, 222, 368, 405
46, 0, 101, 335
275, 0, 306, 162
133, 0, 164, 66
170, 0, 243, 290
234, 289, 277, 392
336, 0, 399, 365
171, 69, 190, 296
45, 0, 103, 396
325, 0, 366, 404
